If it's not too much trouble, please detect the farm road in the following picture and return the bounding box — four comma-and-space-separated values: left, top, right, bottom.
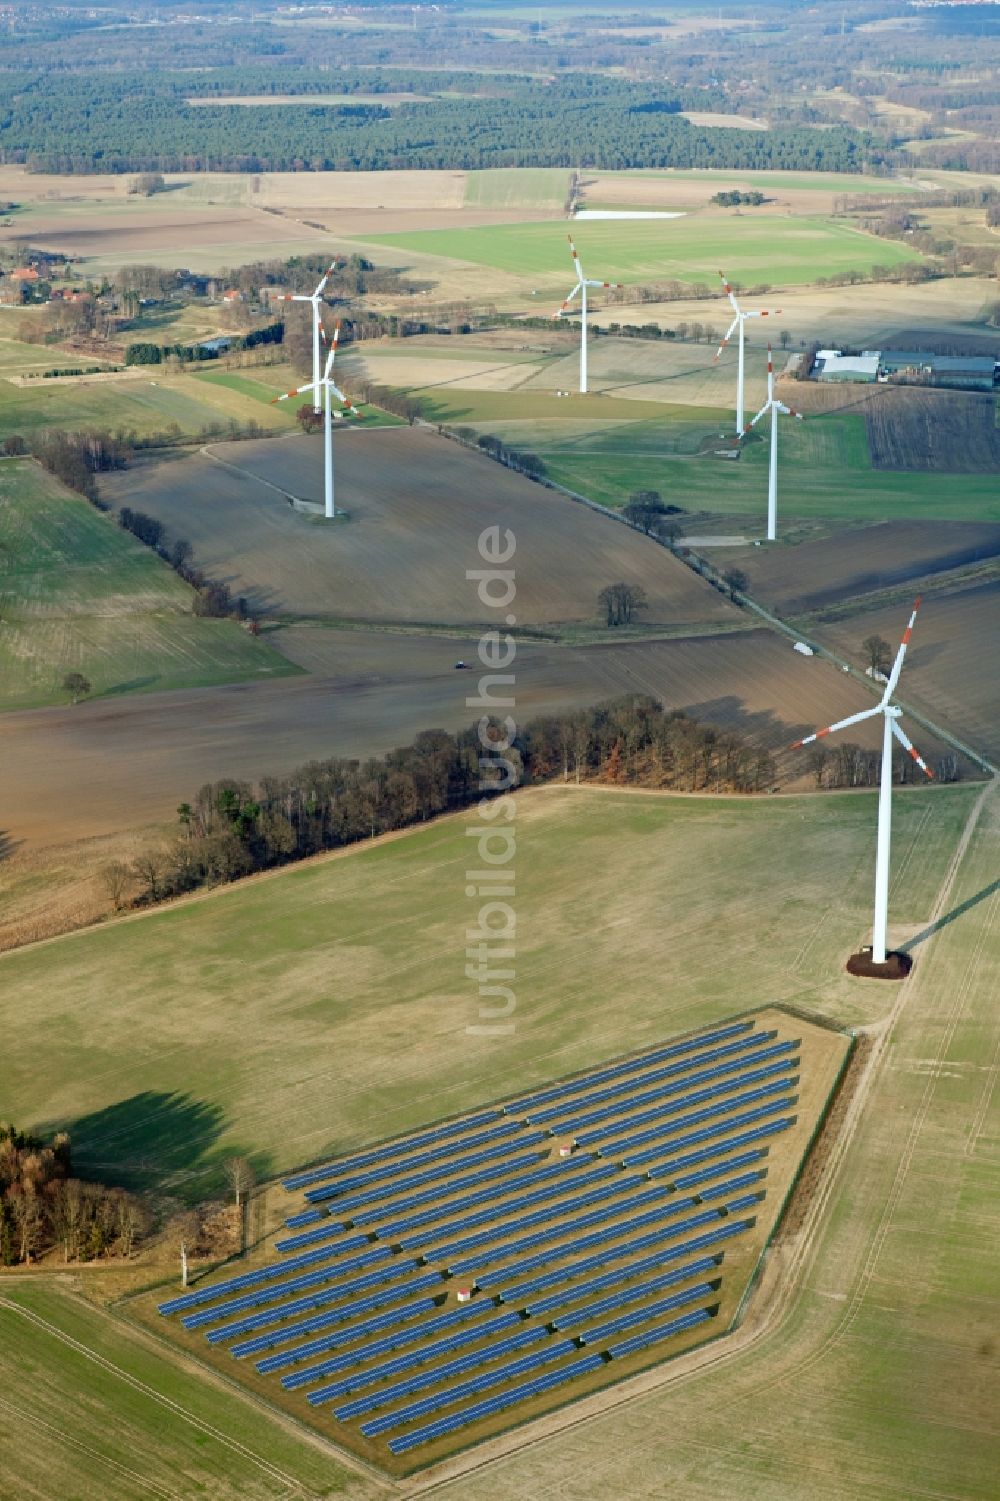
0, 625, 958, 847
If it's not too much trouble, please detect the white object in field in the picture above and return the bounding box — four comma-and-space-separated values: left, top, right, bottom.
272, 322, 360, 519
273, 260, 337, 413
742, 343, 803, 542
793, 642, 814, 656
865, 666, 889, 682
552, 235, 623, 395
792, 597, 932, 965
573, 210, 686, 221
715, 270, 782, 436
558, 1142, 575, 1158
456, 1288, 473, 1303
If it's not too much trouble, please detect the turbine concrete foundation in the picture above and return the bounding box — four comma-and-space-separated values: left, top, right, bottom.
846, 946, 912, 981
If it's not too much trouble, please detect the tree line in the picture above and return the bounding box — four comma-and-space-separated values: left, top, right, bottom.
118, 698, 777, 908
0, 1123, 144, 1266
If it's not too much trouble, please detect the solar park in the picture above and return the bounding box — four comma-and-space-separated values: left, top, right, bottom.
153, 1008, 851, 1474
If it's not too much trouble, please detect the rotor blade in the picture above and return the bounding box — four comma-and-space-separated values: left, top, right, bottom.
568, 234, 586, 283
743, 401, 770, 434
717, 267, 739, 312
715, 314, 740, 360
585, 278, 624, 290
329, 381, 361, 416
314, 260, 337, 296
744, 309, 782, 319
882, 595, 922, 702
767, 343, 774, 402
890, 720, 934, 779
272, 383, 315, 404
776, 401, 804, 420
791, 705, 882, 749
323, 321, 342, 378
552, 284, 582, 318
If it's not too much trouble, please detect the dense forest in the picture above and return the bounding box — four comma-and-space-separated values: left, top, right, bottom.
0, 70, 876, 175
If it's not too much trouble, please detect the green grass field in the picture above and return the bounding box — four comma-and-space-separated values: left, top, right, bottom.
354, 215, 923, 288
0, 1282, 360, 1500
464, 166, 570, 208
0, 783, 975, 1200
0, 459, 297, 709
600, 168, 921, 195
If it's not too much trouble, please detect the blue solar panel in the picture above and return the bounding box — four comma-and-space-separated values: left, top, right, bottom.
276, 1225, 367, 1255
294, 1120, 523, 1204
182, 1248, 396, 1331
580, 1281, 714, 1345
334, 1324, 549, 1421
230, 1272, 443, 1359
506, 1022, 754, 1116
645, 1117, 796, 1179
432, 1176, 654, 1268
204, 1260, 419, 1344
345, 1149, 547, 1226
722, 1191, 765, 1214
283, 1110, 503, 1191
399, 1162, 617, 1250
526, 1253, 719, 1320
304, 1310, 519, 1403
252, 1294, 438, 1376
378, 1156, 593, 1239
475, 1200, 722, 1290
592, 1075, 798, 1160
533, 1034, 786, 1128
672, 1149, 765, 1191
607, 1305, 715, 1360
624, 1097, 797, 1170
361, 1338, 579, 1439
558, 1051, 794, 1141
303, 1301, 502, 1402
500, 1216, 755, 1303
697, 1171, 765, 1202
386, 1353, 607, 1456
158, 1237, 377, 1317
306, 1133, 545, 1208
551, 1266, 719, 1332
284, 1208, 324, 1229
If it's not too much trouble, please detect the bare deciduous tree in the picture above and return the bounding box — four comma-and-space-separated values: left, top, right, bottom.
101, 860, 130, 911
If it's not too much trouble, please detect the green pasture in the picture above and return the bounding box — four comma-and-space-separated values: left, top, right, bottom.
0, 783, 974, 1199
0, 460, 296, 710
464, 166, 570, 208
0, 1283, 356, 1500
354, 214, 923, 288
600, 167, 921, 195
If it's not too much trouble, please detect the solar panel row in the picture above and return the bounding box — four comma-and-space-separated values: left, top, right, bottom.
645, 1116, 796, 1179
378, 1156, 595, 1239
475, 1201, 724, 1290
345, 1149, 547, 1225
158, 1235, 370, 1317
302, 1301, 503, 1403
282, 1109, 503, 1191
251, 1294, 438, 1375
526, 1252, 719, 1321
361, 1338, 580, 1439
296, 1120, 523, 1204
624, 1097, 797, 1170
276, 1224, 366, 1254
607, 1305, 716, 1360
431, 1176, 655, 1268
304, 1309, 519, 1403
555, 1039, 789, 1138
386, 1353, 608, 1456
230, 1271, 444, 1359
592, 1073, 798, 1161
334, 1324, 548, 1421
580, 1280, 715, 1345
306, 1133, 545, 1208
182, 1247, 395, 1331
697, 1170, 765, 1202
205, 1260, 420, 1344
399, 1162, 617, 1251
506, 1022, 753, 1116
500, 1216, 755, 1304
550, 1265, 718, 1332
532, 1032, 783, 1128
671, 1148, 766, 1191
284, 1208, 324, 1230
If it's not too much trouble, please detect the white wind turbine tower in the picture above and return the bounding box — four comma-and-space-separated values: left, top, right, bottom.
743, 344, 803, 542
273, 323, 360, 519
792, 597, 933, 972
275, 261, 337, 413
553, 235, 623, 394
714, 270, 781, 435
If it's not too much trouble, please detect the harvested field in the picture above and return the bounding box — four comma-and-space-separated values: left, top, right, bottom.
579, 169, 918, 217
864, 388, 1000, 473
709, 521, 1000, 615
97, 428, 738, 630
144, 1008, 849, 1476
0, 625, 963, 852
814, 580, 1000, 765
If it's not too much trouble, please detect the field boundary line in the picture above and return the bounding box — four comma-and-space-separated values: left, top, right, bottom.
0, 1390, 178, 1501
0, 1294, 312, 1496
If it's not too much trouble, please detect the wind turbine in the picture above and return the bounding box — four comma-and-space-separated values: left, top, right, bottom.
274, 261, 337, 413
714, 270, 781, 434
792, 597, 933, 971
552, 235, 622, 395
742, 344, 802, 542
273, 323, 360, 519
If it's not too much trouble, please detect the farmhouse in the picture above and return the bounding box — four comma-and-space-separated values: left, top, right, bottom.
815, 349, 879, 382
815, 347, 998, 390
